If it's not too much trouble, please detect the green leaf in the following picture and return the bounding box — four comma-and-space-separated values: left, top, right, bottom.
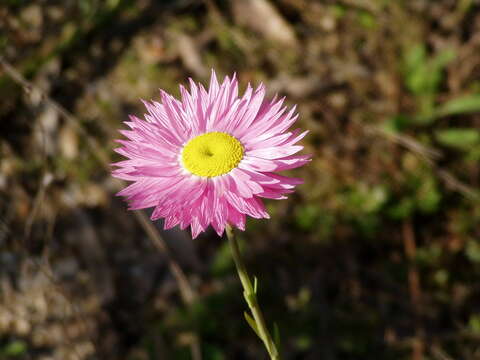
295, 335, 312, 350
295, 205, 320, 230
253, 276, 258, 294
435, 128, 480, 150
382, 114, 412, 132
331, 4, 346, 18
3, 340, 27, 356
417, 177, 441, 213
404, 44, 428, 96
273, 322, 281, 349
435, 94, 480, 117
428, 49, 456, 94
403, 45, 456, 123
388, 198, 415, 219
357, 10, 377, 29
343, 184, 388, 214
434, 269, 449, 286
244, 312, 261, 339
404, 44, 427, 75
431, 49, 456, 69
243, 291, 256, 308
466, 240, 480, 263
469, 314, 480, 334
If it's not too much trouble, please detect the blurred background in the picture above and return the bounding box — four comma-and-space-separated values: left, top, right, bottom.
2, 0, 480, 359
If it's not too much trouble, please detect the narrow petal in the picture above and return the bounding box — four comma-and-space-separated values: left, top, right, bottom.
246, 145, 304, 160
112, 70, 309, 239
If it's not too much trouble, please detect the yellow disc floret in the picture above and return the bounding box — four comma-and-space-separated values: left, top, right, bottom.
181, 132, 244, 177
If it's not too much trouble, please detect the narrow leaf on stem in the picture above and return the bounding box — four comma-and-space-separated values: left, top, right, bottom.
244, 312, 262, 339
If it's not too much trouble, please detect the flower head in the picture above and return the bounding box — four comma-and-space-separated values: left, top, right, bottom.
112, 70, 310, 238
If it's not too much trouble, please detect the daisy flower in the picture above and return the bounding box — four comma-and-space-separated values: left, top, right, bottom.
112, 70, 310, 238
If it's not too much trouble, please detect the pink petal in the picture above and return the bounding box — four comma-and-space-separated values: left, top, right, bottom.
112, 70, 309, 238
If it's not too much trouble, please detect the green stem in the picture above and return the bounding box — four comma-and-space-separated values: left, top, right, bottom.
226, 225, 280, 360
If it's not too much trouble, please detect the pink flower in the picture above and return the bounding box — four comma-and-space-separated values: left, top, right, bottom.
112, 70, 310, 238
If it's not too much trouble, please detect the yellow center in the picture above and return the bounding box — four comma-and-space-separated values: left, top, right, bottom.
181, 132, 244, 177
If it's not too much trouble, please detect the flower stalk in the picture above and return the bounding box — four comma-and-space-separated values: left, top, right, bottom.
226, 225, 280, 360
